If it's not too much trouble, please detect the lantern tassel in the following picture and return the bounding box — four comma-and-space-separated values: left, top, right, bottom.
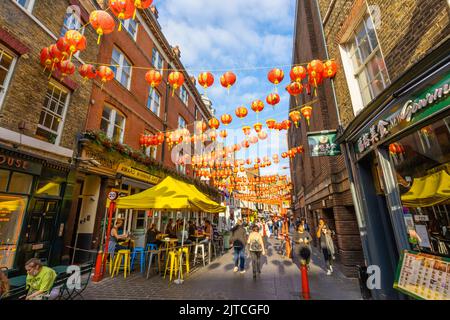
133, 9, 137, 20
172, 87, 175, 97
97, 34, 102, 45
119, 21, 123, 32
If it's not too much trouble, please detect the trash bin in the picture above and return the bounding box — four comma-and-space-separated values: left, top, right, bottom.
357, 265, 372, 300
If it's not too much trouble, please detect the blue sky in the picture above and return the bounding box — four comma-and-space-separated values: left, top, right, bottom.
157, 0, 296, 177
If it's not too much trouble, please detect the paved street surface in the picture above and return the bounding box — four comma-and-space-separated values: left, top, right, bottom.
81, 238, 361, 300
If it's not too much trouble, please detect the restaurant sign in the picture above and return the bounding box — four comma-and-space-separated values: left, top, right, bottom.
307, 130, 341, 157
0, 152, 42, 175
117, 164, 160, 185
355, 71, 450, 154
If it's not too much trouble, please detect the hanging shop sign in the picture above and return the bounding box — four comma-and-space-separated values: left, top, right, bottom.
117, 164, 160, 185
355, 69, 450, 155
0, 152, 42, 175
307, 130, 341, 157
394, 250, 450, 300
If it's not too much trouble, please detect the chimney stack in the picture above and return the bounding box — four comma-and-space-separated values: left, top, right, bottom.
190, 76, 196, 85
172, 45, 181, 58
150, 5, 159, 19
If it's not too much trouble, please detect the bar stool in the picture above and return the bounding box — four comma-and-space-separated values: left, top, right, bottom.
111, 249, 131, 279
164, 250, 181, 282
146, 249, 161, 279
131, 247, 145, 274
193, 243, 206, 267
178, 247, 190, 274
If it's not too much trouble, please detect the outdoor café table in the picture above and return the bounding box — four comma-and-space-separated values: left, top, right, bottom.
192, 234, 205, 244
160, 238, 178, 266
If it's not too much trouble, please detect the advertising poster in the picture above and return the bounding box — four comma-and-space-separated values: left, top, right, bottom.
307, 131, 341, 157
394, 250, 450, 300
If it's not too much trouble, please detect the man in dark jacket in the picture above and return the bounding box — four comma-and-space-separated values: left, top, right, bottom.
230, 219, 247, 274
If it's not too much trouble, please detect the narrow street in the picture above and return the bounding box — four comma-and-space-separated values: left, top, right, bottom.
81, 238, 361, 300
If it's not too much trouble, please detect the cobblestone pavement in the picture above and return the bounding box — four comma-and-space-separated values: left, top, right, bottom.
81, 238, 362, 300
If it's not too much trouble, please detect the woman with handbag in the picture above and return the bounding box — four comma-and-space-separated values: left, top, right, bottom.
247, 225, 266, 279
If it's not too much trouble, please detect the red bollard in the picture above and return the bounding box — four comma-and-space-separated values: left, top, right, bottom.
92, 250, 104, 282
301, 263, 311, 300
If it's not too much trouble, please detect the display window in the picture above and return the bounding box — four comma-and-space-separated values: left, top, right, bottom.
390, 116, 450, 258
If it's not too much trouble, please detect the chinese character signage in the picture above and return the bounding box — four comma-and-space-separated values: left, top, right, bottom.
355, 71, 450, 155
394, 250, 450, 300
307, 131, 341, 157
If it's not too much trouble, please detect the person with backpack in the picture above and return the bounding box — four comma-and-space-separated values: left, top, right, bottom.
247, 225, 266, 279
230, 219, 247, 274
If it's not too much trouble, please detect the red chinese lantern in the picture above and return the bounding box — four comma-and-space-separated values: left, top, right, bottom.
258, 131, 268, 140
63, 30, 86, 60
282, 120, 291, 130
253, 123, 263, 133
58, 60, 75, 78
220, 114, 232, 126
301, 106, 313, 126
290, 66, 307, 83
49, 44, 63, 71
56, 37, 71, 62
266, 93, 280, 107
139, 133, 145, 147
109, 0, 135, 31
145, 69, 162, 88
89, 10, 116, 44
266, 119, 276, 129
157, 132, 165, 145
323, 60, 338, 78
242, 126, 251, 136
286, 82, 303, 96
40, 47, 53, 71
289, 111, 301, 128
268, 68, 284, 85
235, 107, 248, 119
133, 0, 153, 19
281, 152, 288, 159
297, 146, 304, 154
220, 71, 236, 92
254, 164, 260, 170
79, 64, 97, 81
198, 72, 214, 90
219, 130, 228, 139
242, 140, 250, 149
234, 144, 241, 152
168, 71, 185, 96
274, 122, 283, 131
251, 100, 264, 113
307, 60, 324, 95
246, 158, 252, 165
208, 117, 220, 130
97, 66, 115, 84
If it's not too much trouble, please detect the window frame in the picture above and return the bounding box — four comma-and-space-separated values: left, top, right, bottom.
100, 104, 126, 143
123, 18, 139, 42
0, 46, 17, 111
178, 115, 187, 129
179, 86, 189, 106
37, 81, 70, 146
111, 47, 133, 90
151, 47, 164, 74
15, 0, 36, 12
147, 88, 161, 117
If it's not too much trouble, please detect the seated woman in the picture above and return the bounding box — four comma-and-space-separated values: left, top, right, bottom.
108, 219, 129, 258
146, 223, 162, 248
188, 220, 197, 241
165, 219, 177, 238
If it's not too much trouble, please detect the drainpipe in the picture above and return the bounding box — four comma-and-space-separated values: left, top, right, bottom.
161, 81, 170, 163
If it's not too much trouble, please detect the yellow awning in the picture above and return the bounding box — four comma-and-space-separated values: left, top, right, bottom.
401, 170, 450, 207
115, 176, 225, 213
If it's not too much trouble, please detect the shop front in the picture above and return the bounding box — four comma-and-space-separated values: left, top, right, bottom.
0, 146, 72, 274
341, 49, 450, 299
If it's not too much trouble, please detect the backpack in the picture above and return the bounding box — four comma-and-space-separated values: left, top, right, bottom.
250, 238, 263, 252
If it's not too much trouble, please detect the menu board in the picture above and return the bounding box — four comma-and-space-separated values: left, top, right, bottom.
394, 250, 450, 300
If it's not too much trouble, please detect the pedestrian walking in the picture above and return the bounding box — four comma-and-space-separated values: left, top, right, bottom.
247, 225, 266, 279
301, 218, 310, 233
268, 219, 273, 236
316, 219, 336, 275
0, 270, 9, 299
230, 219, 247, 274
273, 218, 279, 238
293, 224, 312, 267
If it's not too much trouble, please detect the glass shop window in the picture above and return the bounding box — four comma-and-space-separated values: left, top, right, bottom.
389, 116, 450, 258
8, 172, 33, 194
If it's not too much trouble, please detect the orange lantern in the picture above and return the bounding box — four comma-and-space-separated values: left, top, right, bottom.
208, 117, 220, 130
220, 114, 232, 126
282, 120, 291, 130
198, 72, 214, 90
251, 100, 264, 113
97, 66, 115, 85
109, 0, 135, 31
266, 93, 280, 107
254, 164, 260, 170
208, 130, 217, 141
133, 0, 153, 20
157, 132, 165, 145
79, 64, 97, 81
253, 123, 263, 133
266, 119, 276, 129
219, 130, 228, 139
49, 44, 63, 71
242, 126, 251, 136
220, 71, 237, 92
258, 131, 268, 140
281, 152, 288, 159
268, 68, 284, 85
286, 81, 303, 96
168, 71, 185, 96
297, 146, 304, 154
307, 60, 324, 95
234, 144, 241, 152
272, 154, 279, 160
240, 167, 245, 172
235, 107, 248, 119
145, 69, 162, 88
290, 66, 307, 82
289, 110, 301, 128
301, 106, 313, 126
242, 140, 250, 149
63, 30, 86, 60
246, 158, 252, 165
249, 136, 258, 144
40, 47, 53, 71
89, 10, 116, 44
57, 60, 75, 78
323, 60, 338, 79
195, 121, 207, 133
56, 37, 71, 62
